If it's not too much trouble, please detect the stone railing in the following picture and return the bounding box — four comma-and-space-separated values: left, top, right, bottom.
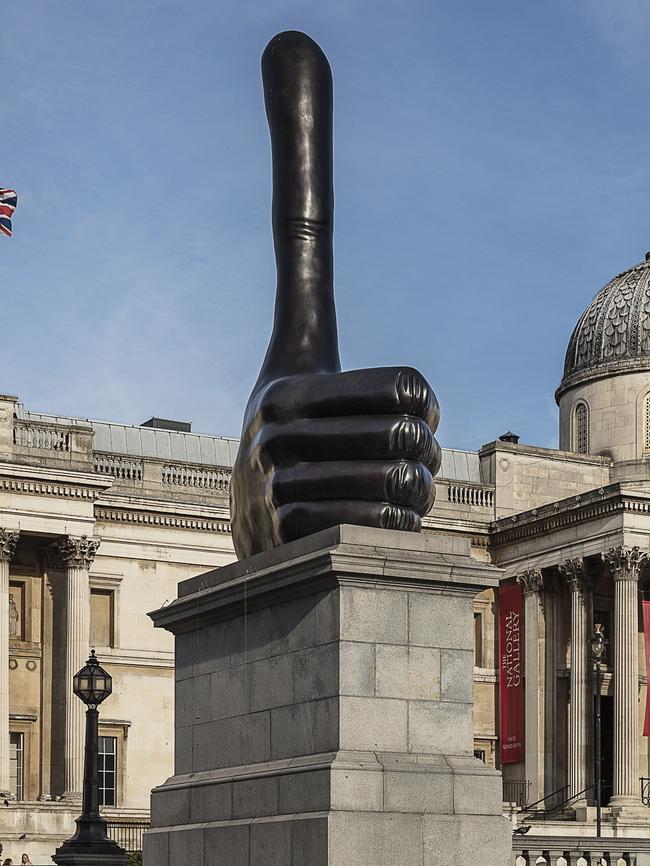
13, 422, 70, 452
94, 454, 143, 482
513, 838, 638, 865
161, 464, 231, 492
446, 482, 494, 508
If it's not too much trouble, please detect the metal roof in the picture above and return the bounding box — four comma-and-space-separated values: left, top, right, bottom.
16, 404, 240, 467
15, 404, 481, 480
438, 448, 482, 484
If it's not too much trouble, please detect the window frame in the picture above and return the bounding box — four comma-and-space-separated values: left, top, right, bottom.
573, 400, 590, 454
89, 573, 122, 650
98, 734, 117, 807
9, 731, 24, 801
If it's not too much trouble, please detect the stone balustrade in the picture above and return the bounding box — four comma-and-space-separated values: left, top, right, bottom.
447, 481, 495, 508
13, 422, 71, 452
513, 838, 641, 865
94, 454, 144, 481
161, 463, 230, 491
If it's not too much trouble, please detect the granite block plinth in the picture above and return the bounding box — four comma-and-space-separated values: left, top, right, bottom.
144, 525, 511, 866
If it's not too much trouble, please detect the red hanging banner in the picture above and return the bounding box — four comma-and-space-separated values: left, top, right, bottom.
643, 601, 650, 737
499, 582, 524, 764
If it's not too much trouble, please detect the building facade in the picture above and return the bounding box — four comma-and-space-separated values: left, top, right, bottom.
4, 252, 650, 858
0, 399, 237, 860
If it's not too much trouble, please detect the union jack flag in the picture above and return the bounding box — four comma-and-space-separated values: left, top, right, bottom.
0, 189, 17, 237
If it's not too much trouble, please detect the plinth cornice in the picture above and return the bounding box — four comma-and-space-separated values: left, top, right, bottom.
150, 525, 502, 635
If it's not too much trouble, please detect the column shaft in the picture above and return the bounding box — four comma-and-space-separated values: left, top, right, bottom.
559, 558, 590, 802
518, 569, 545, 802
0, 530, 18, 797
603, 546, 646, 809
58, 535, 100, 800
64, 565, 90, 797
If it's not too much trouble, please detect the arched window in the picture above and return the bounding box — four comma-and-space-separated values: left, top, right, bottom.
644, 393, 650, 453
574, 402, 589, 454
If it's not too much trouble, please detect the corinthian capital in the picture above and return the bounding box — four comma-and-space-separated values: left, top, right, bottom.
558, 557, 590, 593
56, 535, 100, 569
0, 529, 19, 563
602, 546, 648, 581
517, 569, 544, 594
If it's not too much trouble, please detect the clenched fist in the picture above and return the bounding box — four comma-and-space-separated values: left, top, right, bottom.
230, 31, 441, 560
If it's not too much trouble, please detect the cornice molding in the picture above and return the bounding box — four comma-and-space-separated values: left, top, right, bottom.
95, 506, 232, 534
0, 477, 101, 501
490, 485, 650, 548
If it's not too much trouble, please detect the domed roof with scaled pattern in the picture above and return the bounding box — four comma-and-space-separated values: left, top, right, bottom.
556, 255, 650, 401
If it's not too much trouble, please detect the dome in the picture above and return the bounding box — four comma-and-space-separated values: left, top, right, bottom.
557, 255, 650, 401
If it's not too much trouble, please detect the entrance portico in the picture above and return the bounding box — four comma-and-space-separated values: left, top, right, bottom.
492, 482, 650, 822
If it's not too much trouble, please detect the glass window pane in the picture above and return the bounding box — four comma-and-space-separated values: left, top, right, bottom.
9, 733, 23, 801
97, 735, 117, 808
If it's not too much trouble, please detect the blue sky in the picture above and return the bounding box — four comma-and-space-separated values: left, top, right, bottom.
4, 1, 650, 450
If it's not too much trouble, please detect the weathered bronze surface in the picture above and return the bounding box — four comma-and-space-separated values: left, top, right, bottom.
230, 31, 441, 559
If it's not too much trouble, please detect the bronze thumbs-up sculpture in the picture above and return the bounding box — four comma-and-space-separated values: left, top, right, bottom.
230, 31, 441, 559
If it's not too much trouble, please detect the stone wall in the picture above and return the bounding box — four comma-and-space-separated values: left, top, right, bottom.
479, 440, 611, 518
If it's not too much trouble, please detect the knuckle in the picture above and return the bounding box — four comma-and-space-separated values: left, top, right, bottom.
386, 461, 435, 512
379, 504, 421, 532
396, 368, 439, 428
392, 417, 437, 465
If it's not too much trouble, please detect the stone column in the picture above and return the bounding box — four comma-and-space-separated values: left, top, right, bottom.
517, 568, 545, 803
0, 529, 18, 797
57, 534, 100, 800
558, 557, 590, 803
602, 545, 647, 810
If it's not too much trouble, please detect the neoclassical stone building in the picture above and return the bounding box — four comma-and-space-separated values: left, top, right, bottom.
4, 251, 650, 858
0, 399, 237, 860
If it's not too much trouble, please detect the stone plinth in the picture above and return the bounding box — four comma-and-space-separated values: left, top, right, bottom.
144, 525, 511, 866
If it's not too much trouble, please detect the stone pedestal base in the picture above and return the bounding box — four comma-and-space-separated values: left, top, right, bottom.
145, 525, 511, 866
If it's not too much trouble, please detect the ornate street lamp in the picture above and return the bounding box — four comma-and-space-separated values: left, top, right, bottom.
589, 623, 608, 840
53, 651, 128, 866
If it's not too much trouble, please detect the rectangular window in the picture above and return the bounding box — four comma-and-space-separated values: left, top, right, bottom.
473, 611, 483, 667
91, 590, 114, 648
474, 748, 486, 763
10, 732, 23, 801
98, 735, 117, 806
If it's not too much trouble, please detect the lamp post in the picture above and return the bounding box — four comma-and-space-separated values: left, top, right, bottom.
53, 651, 128, 866
589, 623, 608, 840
